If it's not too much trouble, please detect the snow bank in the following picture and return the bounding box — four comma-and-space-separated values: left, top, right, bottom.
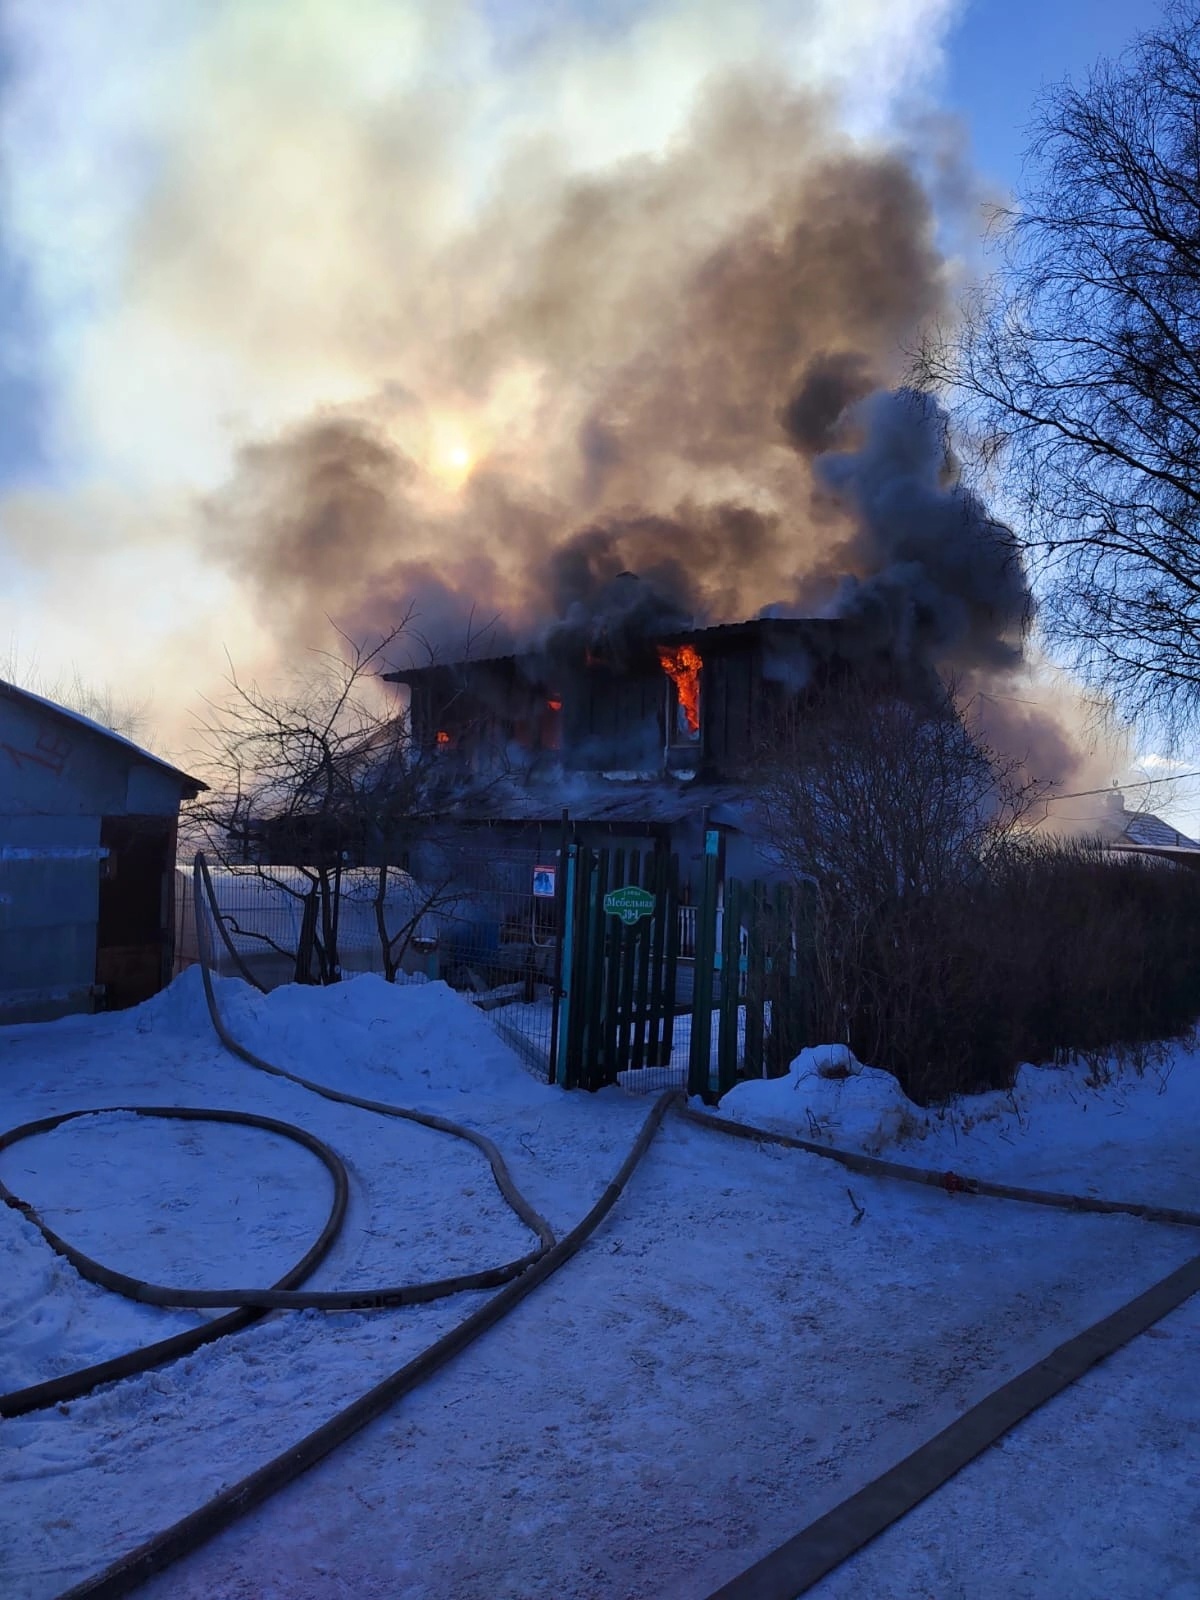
139, 966, 537, 1101
715, 1045, 924, 1155
712, 1039, 1200, 1178
900, 1049, 1200, 1178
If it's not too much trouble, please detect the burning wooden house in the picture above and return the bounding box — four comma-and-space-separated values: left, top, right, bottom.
384, 613, 883, 875
389, 617, 848, 774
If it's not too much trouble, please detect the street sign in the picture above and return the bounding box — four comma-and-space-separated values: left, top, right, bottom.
603, 884, 656, 925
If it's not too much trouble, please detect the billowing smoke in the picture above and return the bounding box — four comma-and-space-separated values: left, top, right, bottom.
209, 96, 968, 673
781, 350, 877, 454
804, 387, 1032, 674
0, 0, 1126, 799
202, 95, 1066, 779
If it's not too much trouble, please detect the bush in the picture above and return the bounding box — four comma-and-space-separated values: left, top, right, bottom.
815, 841, 1200, 1105
758, 684, 1200, 1102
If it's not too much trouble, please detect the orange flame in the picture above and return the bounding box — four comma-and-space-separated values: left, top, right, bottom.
657, 644, 702, 735
436, 730, 451, 747
547, 698, 562, 712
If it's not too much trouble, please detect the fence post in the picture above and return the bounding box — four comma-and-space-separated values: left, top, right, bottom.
717, 875, 742, 1096
554, 844, 579, 1088
744, 880, 766, 1074
600, 849, 625, 1083
582, 848, 608, 1090
661, 853, 681, 1068
546, 812, 570, 1082
687, 829, 721, 1099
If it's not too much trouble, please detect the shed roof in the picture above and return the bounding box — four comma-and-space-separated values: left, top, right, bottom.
0, 679, 206, 799
429, 773, 749, 827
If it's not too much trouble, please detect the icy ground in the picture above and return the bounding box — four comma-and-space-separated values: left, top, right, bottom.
1, 974, 1198, 1600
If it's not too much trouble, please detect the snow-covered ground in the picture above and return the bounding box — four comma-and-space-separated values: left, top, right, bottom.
1, 974, 1198, 1599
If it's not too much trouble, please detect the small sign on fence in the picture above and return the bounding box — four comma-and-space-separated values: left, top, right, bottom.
532, 865, 557, 898
603, 884, 656, 925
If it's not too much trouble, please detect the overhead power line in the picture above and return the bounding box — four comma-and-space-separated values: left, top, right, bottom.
1049, 770, 1200, 802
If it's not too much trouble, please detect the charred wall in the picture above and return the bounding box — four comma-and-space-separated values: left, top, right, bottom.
396, 614, 904, 782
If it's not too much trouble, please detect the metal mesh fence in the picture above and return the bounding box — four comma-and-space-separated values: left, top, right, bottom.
177, 840, 807, 1097
180, 844, 561, 1079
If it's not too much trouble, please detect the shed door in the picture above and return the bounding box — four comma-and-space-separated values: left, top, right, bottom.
95, 816, 175, 1010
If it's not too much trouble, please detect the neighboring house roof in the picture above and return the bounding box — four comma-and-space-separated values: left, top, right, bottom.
1119, 809, 1199, 850
1092, 791, 1200, 863
0, 679, 206, 798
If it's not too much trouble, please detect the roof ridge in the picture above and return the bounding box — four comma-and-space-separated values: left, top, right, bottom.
0, 678, 205, 795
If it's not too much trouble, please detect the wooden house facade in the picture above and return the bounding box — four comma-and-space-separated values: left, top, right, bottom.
387, 617, 855, 786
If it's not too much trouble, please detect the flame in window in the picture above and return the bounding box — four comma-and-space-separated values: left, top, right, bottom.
543, 697, 562, 750
657, 644, 702, 735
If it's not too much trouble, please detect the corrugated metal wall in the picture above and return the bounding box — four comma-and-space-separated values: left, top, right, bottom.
0, 821, 105, 1021
0, 691, 189, 1024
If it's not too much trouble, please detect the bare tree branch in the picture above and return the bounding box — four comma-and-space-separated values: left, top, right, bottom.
182, 618, 450, 984
920, 1, 1200, 736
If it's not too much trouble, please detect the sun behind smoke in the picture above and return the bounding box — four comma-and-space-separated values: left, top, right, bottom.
430, 441, 474, 489
419, 410, 490, 490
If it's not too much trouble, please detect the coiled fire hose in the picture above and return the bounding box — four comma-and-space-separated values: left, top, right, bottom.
2, 850, 1198, 1598
0, 852, 563, 1418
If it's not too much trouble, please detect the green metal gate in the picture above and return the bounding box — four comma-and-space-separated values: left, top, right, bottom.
554, 840, 681, 1091
554, 829, 818, 1098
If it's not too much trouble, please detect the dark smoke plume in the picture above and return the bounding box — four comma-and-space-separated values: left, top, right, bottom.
192, 65, 1112, 793
545, 528, 692, 663
782, 350, 877, 454
809, 387, 1032, 673
208, 81, 960, 668
200, 70, 1103, 797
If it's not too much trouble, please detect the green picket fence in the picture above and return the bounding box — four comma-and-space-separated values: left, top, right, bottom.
555, 828, 817, 1098
554, 842, 681, 1091
690, 866, 819, 1100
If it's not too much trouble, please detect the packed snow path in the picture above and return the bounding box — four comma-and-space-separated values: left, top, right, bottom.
1, 974, 1198, 1599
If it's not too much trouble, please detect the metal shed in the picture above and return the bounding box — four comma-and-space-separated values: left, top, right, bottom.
0, 680, 204, 1023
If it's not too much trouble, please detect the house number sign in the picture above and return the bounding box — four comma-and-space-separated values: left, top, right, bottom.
603, 885, 655, 925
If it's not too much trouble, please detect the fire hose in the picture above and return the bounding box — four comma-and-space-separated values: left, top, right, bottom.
675, 1108, 1200, 1599
0, 851, 1197, 1596
0, 851, 560, 1418
0, 852, 677, 1598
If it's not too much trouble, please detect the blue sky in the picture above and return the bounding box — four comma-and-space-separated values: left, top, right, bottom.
942, 0, 1161, 189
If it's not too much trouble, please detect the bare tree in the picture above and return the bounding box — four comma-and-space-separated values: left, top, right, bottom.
921, 1, 1200, 734
184, 620, 520, 987
348, 849, 471, 986
756, 680, 1048, 1098
2, 646, 152, 743
185, 623, 448, 984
